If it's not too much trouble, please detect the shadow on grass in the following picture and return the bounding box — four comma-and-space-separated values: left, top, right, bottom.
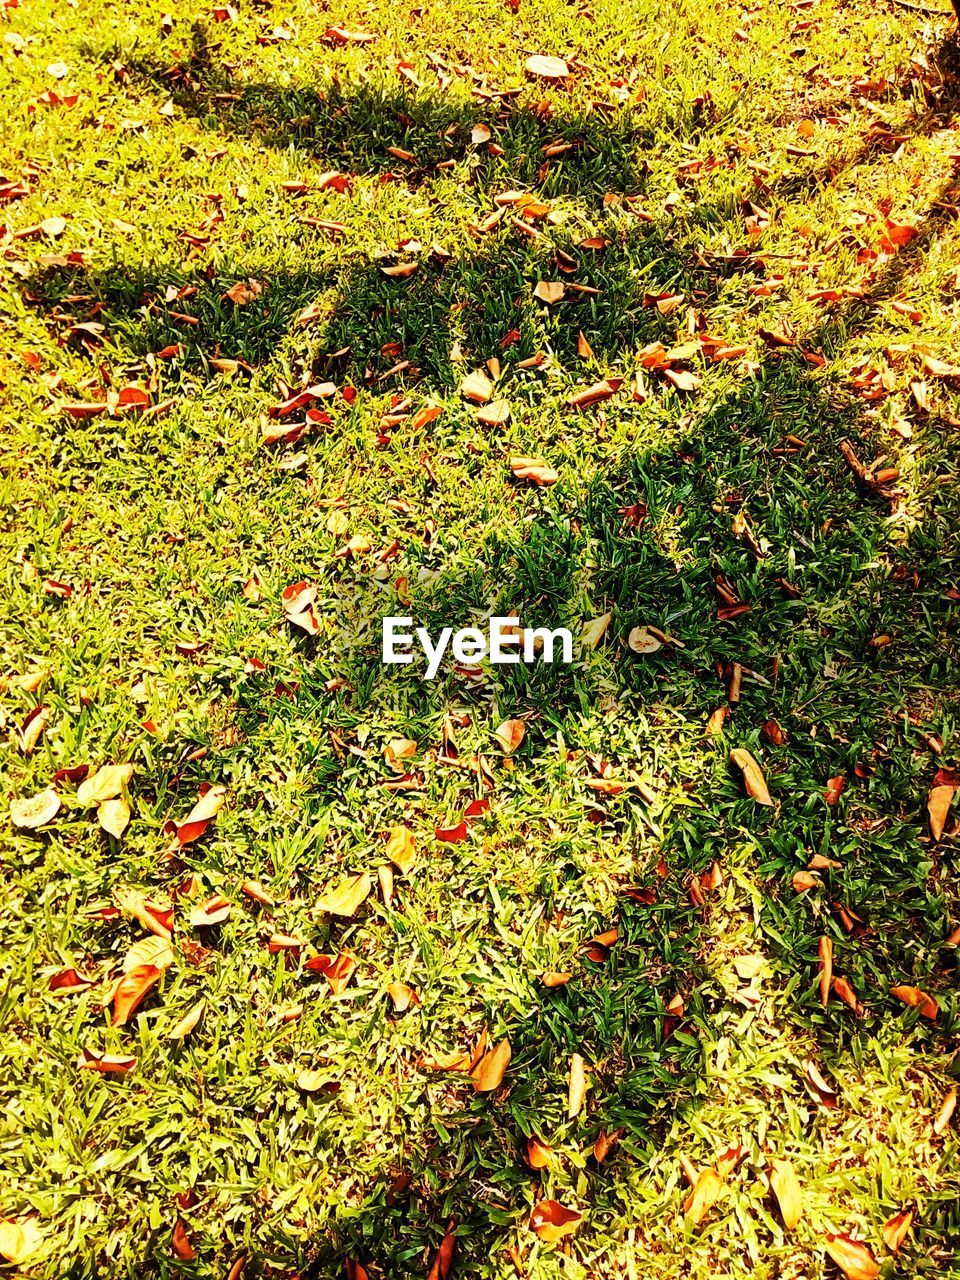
11, 51, 960, 1280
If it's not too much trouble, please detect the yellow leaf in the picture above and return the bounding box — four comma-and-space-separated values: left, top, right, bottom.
386, 982, 420, 1012
0, 1219, 43, 1265
471, 1036, 511, 1092
890, 984, 938, 1019
460, 368, 494, 404
123, 936, 174, 972
567, 1052, 587, 1118
684, 1167, 723, 1225
77, 763, 135, 806
524, 1136, 552, 1169
168, 999, 205, 1040
386, 825, 416, 874
824, 1235, 879, 1280
477, 398, 511, 426
98, 796, 131, 838
730, 747, 774, 806
769, 1158, 803, 1229
315, 872, 372, 918
580, 613, 611, 650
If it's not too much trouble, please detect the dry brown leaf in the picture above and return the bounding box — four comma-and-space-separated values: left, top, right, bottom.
730, 748, 774, 806
477, 398, 511, 426
568, 1052, 587, 1118
115, 887, 174, 940
533, 280, 566, 304
529, 1200, 582, 1242
824, 1235, 879, 1280
581, 613, 611, 650
189, 894, 231, 927
18, 706, 49, 755
315, 873, 372, 918
384, 737, 418, 773
769, 1158, 803, 1230
542, 971, 572, 987
593, 1127, 622, 1164
509, 456, 558, 486
77, 1048, 137, 1075
628, 625, 662, 654
426, 1221, 457, 1280
172, 1219, 195, 1261
461, 368, 494, 404
934, 1087, 956, 1134
824, 775, 845, 805
881, 1210, 913, 1252
169, 783, 226, 848
494, 719, 526, 754
386, 825, 417, 874
471, 1037, 511, 1092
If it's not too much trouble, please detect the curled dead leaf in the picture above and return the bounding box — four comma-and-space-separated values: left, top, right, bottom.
494, 718, 525, 754
823, 1235, 879, 1280
928, 784, 954, 840
524, 1135, 552, 1169
890, 984, 938, 1019
11, 788, 61, 829
524, 54, 570, 80
882, 1210, 913, 1252
568, 1052, 587, 1118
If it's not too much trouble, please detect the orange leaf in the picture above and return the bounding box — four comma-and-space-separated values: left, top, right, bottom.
471, 1037, 511, 1092
881, 1210, 913, 1252
524, 1136, 552, 1169
494, 718, 526, 754
172, 1219, 195, 1261
890, 984, 938, 1019
824, 1235, 879, 1280
684, 1168, 723, 1225
426, 1221, 457, 1280
529, 1200, 582, 1242
818, 936, 833, 1007
928, 784, 954, 840
112, 963, 161, 1026
386, 982, 420, 1012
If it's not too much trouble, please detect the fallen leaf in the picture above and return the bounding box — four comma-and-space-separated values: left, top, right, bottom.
593, 1128, 622, 1163
581, 613, 611, 650
0, 1219, 43, 1265
494, 719, 526, 754
818, 936, 833, 1007
426, 1221, 457, 1280
386, 825, 416, 873
315, 873, 372, 917
509, 456, 558, 486
934, 1087, 956, 1134
98, 796, 131, 838
684, 1167, 723, 1225
112, 963, 162, 1025
524, 55, 570, 80
890, 984, 938, 1019
18, 705, 49, 755
168, 783, 226, 848
882, 1210, 913, 1252
471, 1037, 511, 1092
77, 763, 135, 806
461, 368, 494, 403
172, 1219, 195, 1262
824, 776, 845, 805
11, 788, 60, 829
124, 936, 174, 972
525, 1136, 552, 1169
305, 950, 357, 994
928, 784, 954, 840
533, 280, 565, 304
168, 1000, 205, 1040
77, 1048, 137, 1074
529, 1200, 582, 1242
730, 748, 774, 806
189, 894, 231, 927
769, 1158, 803, 1229
628, 625, 662, 654
542, 970, 572, 987
477, 398, 511, 426
824, 1235, 879, 1280
115, 887, 173, 940
568, 1052, 587, 1118
386, 982, 420, 1012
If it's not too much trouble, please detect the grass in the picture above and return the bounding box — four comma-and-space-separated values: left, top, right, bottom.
2, 0, 960, 1275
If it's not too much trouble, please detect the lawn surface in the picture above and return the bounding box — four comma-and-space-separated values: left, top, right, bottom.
2, 0, 960, 1276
